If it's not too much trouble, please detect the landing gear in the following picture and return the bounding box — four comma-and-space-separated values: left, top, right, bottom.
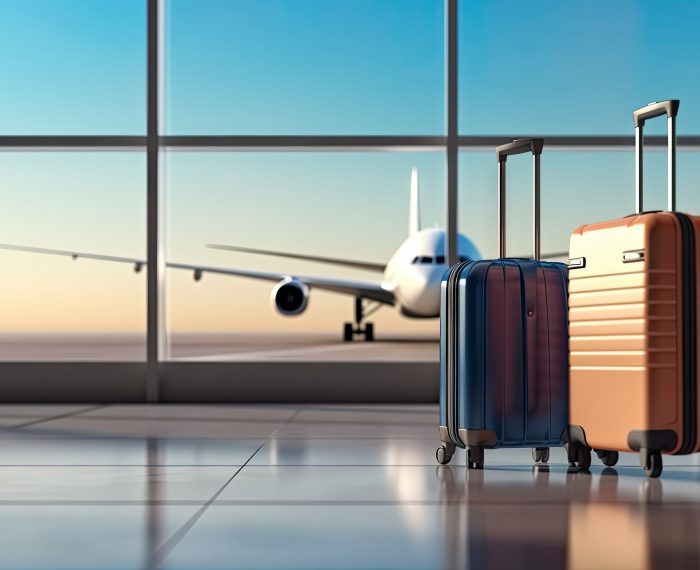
344, 320, 374, 341
343, 323, 353, 342
343, 297, 380, 342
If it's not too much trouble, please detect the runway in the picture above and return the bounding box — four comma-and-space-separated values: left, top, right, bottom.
0, 333, 439, 362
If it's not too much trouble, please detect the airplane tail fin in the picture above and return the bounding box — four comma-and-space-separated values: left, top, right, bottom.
409, 167, 421, 236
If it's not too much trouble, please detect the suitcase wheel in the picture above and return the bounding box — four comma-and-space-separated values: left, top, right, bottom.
532, 447, 549, 464
640, 449, 663, 478
436, 445, 454, 465
595, 449, 619, 467
566, 443, 591, 471
467, 446, 484, 470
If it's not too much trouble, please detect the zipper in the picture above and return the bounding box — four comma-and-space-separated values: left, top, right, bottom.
446, 261, 469, 448
673, 213, 697, 455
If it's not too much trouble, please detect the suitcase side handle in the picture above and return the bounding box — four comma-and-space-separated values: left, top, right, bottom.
495, 138, 544, 260
634, 99, 680, 213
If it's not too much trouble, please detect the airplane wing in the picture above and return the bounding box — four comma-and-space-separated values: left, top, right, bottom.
210, 243, 569, 265
0, 243, 146, 271
0, 244, 395, 306
206, 243, 386, 273
168, 262, 395, 305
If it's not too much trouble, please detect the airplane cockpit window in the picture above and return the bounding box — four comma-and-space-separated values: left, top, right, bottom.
411, 256, 454, 265
412, 256, 438, 264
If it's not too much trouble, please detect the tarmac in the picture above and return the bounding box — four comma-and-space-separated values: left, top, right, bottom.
0, 333, 439, 362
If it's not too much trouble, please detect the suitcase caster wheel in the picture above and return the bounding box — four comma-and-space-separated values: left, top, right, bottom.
641, 450, 662, 478
436, 446, 453, 465
595, 450, 619, 467
532, 447, 549, 464
467, 447, 484, 470
567, 444, 591, 471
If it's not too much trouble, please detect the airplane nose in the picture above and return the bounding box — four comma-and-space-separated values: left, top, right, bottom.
396, 266, 442, 316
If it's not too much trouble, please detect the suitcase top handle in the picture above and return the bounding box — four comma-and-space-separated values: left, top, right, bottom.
633, 99, 680, 213
495, 138, 544, 260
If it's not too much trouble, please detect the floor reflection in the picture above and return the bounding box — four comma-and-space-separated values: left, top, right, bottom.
0, 405, 698, 569
146, 438, 161, 570
436, 463, 700, 570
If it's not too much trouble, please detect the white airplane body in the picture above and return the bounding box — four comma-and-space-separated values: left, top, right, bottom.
0, 168, 487, 340
381, 227, 480, 318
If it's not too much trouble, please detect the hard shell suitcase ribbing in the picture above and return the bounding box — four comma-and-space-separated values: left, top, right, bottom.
437, 139, 569, 468
567, 100, 700, 478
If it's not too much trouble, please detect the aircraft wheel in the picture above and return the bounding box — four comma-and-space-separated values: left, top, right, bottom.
365, 323, 375, 341
343, 323, 353, 342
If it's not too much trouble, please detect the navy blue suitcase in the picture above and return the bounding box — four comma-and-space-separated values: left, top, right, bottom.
437, 139, 569, 468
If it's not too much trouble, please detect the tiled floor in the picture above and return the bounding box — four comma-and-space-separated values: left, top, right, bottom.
0, 405, 699, 569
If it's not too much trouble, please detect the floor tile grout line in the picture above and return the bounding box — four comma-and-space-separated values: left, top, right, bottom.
0, 461, 698, 468
11, 404, 107, 429
0, 499, 689, 506
240, 566, 443, 570
0, 464, 251, 467
268, 407, 305, 439
0, 439, 440, 443
43, 415, 302, 425
151, 439, 268, 567
154, 499, 700, 507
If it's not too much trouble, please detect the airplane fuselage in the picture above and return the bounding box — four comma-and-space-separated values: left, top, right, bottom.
382, 228, 481, 318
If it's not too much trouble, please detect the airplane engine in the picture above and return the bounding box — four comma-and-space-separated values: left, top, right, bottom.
271, 278, 309, 316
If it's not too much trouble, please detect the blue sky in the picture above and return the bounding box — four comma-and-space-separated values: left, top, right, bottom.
2, 0, 699, 135
0, 0, 698, 336
166, 0, 444, 135
0, 0, 146, 135
460, 0, 700, 134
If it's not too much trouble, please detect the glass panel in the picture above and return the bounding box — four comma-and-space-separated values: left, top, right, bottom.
0, 0, 146, 135
165, 0, 444, 135
460, 148, 700, 260
458, 0, 700, 135
0, 152, 147, 360
164, 151, 446, 360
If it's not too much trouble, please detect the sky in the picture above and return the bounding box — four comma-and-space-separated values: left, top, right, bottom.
0, 0, 699, 351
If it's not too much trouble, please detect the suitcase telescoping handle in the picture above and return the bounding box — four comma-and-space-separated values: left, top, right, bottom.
496, 138, 544, 260
633, 99, 680, 213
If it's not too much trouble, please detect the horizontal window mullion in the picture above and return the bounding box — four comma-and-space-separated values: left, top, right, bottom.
458, 135, 700, 150
161, 135, 447, 151
0, 136, 147, 149
2, 135, 699, 151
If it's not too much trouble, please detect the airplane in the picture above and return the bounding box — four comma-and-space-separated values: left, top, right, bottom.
0, 169, 565, 341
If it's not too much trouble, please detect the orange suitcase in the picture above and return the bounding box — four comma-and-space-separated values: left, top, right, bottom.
566, 100, 700, 477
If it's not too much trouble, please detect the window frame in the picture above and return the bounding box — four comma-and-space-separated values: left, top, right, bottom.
0, 0, 698, 402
